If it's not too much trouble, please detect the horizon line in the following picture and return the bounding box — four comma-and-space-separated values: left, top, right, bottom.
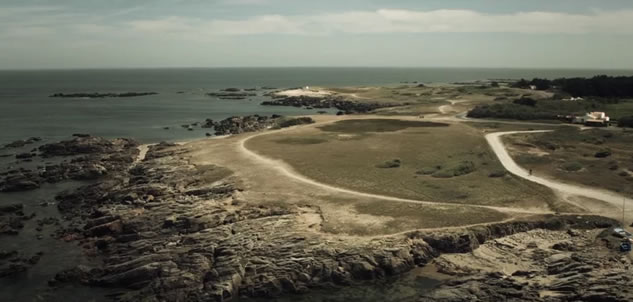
2, 66, 633, 72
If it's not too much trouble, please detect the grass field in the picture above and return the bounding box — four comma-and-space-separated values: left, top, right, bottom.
606, 99, 633, 120
247, 118, 559, 209
506, 127, 633, 196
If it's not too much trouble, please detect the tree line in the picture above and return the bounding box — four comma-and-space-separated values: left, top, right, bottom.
512, 75, 633, 98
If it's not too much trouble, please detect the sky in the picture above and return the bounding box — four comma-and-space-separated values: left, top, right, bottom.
1, 0, 633, 70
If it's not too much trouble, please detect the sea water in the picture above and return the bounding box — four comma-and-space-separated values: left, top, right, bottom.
2, 67, 633, 145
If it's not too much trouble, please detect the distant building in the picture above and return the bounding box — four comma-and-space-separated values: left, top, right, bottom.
529, 85, 537, 90
573, 111, 610, 126
563, 96, 584, 101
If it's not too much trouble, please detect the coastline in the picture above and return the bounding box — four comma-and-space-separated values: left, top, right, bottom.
3, 80, 633, 301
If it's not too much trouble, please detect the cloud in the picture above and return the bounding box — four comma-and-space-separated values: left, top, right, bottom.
3, 6, 633, 46
125, 9, 633, 36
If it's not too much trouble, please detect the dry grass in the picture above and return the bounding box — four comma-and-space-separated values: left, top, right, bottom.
464, 122, 563, 132
247, 118, 557, 208
320, 196, 508, 236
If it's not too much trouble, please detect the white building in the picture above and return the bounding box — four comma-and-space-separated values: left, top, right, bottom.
573, 112, 610, 126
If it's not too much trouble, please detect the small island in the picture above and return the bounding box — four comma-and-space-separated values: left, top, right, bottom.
49, 92, 158, 98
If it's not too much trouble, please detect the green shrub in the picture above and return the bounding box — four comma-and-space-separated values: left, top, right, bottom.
416, 167, 439, 175
594, 149, 612, 158
376, 159, 401, 169
561, 161, 583, 172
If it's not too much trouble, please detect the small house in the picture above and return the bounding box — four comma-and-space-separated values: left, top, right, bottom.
573, 112, 610, 126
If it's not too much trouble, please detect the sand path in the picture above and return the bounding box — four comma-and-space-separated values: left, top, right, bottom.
486, 130, 632, 211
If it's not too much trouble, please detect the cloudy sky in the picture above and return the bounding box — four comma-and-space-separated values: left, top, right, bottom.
2, 0, 633, 69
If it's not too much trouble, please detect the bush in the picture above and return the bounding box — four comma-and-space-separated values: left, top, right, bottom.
416, 166, 440, 175
561, 161, 583, 172
594, 149, 612, 158
376, 159, 401, 169
488, 170, 507, 178
619, 116, 633, 128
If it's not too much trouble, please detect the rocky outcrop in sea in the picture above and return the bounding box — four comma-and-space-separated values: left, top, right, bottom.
0, 135, 139, 192
210, 115, 314, 136
49, 92, 158, 98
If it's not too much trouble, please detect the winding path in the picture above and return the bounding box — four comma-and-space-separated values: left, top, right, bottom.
238, 127, 551, 215
486, 130, 632, 210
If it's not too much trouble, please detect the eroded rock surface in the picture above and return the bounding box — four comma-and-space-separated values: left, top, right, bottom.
50, 141, 440, 301
420, 228, 633, 302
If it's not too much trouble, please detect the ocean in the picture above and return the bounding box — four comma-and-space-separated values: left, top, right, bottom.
2, 67, 633, 145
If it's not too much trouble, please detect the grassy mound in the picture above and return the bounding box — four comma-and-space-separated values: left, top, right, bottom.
274, 137, 328, 145
318, 119, 448, 133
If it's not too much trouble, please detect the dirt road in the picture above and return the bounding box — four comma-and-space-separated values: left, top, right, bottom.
486, 130, 632, 211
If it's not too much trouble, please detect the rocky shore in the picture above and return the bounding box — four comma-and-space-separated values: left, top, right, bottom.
49, 92, 158, 98
210, 115, 314, 136
261, 96, 399, 114
23, 137, 618, 301
0, 135, 139, 192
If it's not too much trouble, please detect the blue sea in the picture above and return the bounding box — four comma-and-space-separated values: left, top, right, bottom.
2, 67, 633, 145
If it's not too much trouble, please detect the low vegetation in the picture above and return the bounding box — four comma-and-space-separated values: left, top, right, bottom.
619, 116, 633, 128
506, 127, 633, 195
277, 117, 315, 128
430, 160, 476, 178
319, 196, 509, 236
467, 98, 621, 121
376, 159, 401, 169
561, 161, 583, 172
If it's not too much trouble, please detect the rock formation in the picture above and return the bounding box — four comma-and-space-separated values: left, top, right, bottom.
49, 92, 158, 98
261, 96, 398, 113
